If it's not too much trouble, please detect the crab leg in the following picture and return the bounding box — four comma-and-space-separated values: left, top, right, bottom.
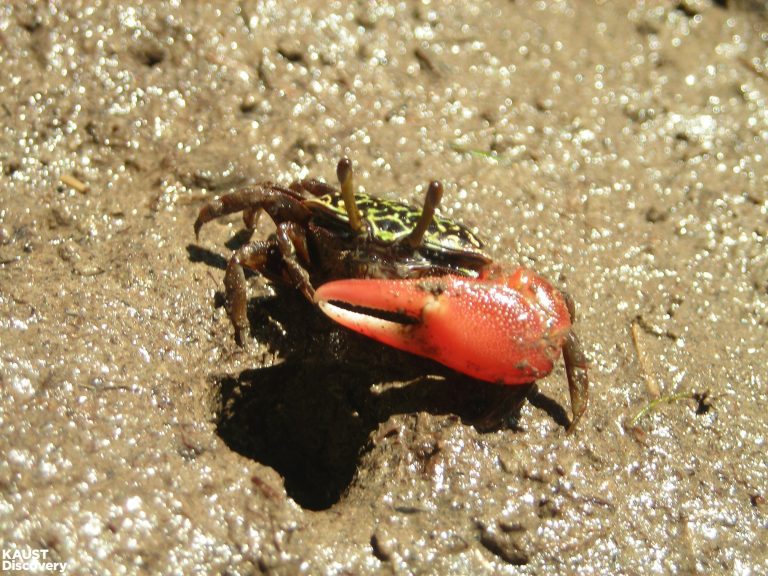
563, 331, 589, 432
221, 221, 314, 346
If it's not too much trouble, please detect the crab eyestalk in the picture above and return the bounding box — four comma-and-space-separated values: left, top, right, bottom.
336, 158, 364, 234
404, 181, 443, 249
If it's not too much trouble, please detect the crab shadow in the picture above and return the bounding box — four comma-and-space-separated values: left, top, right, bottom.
213, 364, 541, 512
190, 243, 569, 511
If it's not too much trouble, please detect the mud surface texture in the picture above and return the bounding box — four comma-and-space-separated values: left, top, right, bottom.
2, 1, 767, 574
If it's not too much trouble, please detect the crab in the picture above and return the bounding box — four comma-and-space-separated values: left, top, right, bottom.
194, 158, 589, 431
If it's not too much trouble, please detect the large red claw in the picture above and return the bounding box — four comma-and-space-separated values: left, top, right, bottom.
314, 270, 573, 386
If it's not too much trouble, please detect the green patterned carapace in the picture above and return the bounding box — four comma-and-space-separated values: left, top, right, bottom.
306, 191, 486, 259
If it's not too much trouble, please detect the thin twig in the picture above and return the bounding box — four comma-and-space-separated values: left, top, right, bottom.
631, 318, 660, 399
60, 174, 89, 193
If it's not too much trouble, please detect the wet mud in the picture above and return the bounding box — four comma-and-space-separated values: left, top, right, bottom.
1, 1, 767, 574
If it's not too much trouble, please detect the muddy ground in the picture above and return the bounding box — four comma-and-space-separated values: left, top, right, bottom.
1, 1, 767, 574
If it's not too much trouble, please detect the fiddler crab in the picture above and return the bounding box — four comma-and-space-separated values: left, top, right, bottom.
194, 158, 589, 431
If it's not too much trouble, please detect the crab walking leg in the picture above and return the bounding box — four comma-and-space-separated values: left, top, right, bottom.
195, 185, 316, 345
224, 240, 279, 346
221, 223, 315, 346
194, 185, 309, 240
563, 332, 589, 433
274, 221, 315, 301
561, 292, 589, 432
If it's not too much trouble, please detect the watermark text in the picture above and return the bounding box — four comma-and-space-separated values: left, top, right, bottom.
2, 548, 68, 573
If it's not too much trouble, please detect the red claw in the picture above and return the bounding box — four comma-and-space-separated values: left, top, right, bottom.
314, 269, 574, 386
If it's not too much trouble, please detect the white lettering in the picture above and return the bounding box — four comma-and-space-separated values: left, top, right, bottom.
1, 548, 66, 573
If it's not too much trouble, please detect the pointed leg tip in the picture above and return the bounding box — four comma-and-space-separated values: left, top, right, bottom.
566, 416, 582, 435
234, 328, 249, 348
193, 218, 204, 240
565, 399, 588, 434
